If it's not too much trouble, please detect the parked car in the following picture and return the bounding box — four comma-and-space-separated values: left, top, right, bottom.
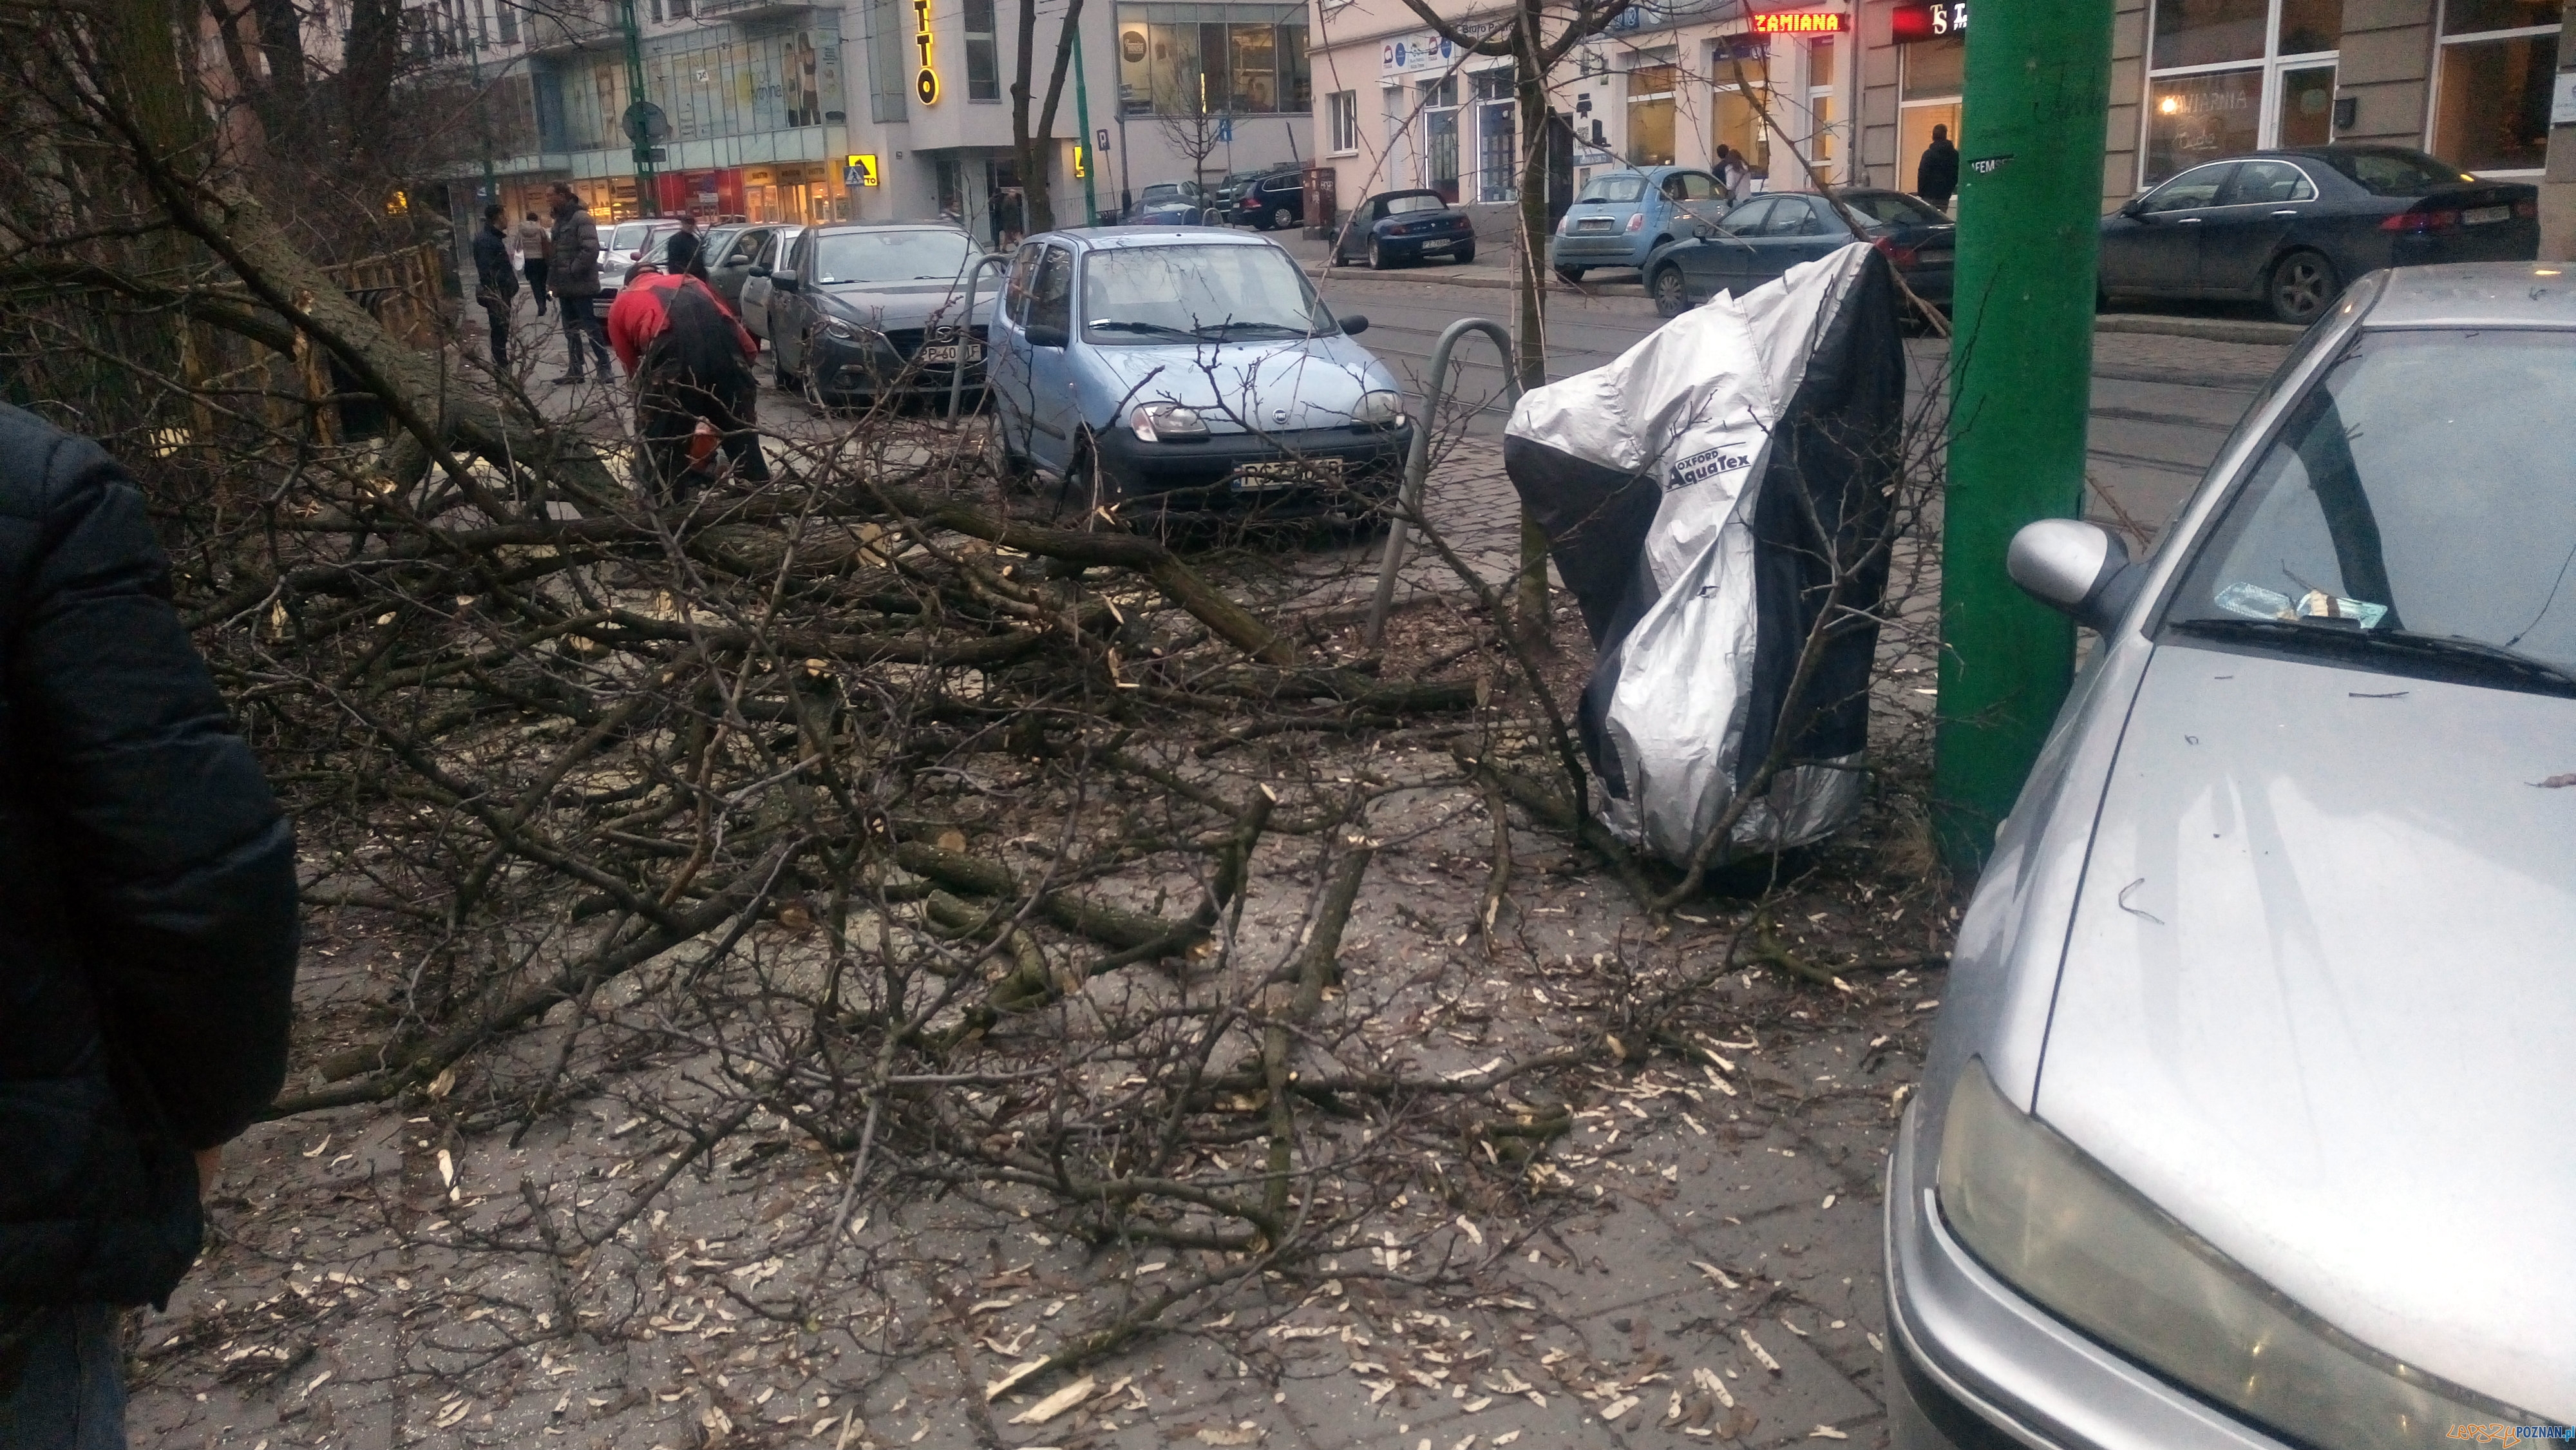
762, 224, 992, 404
594, 218, 685, 320
2099, 144, 2537, 324
738, 225, 806, 343
1332, 190, 1475, 269
1130, 181, 1213, 227
984, 227, 1410, 523
1236, 169, 1307, 231
1549, 165, 1733, 280
1884, 261, 2576, 1449
701, 223, 781, 314
1642, 189, 1954, 318
1208, 167, 1278, 220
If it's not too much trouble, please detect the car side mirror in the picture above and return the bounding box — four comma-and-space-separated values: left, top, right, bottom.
772, 271, 801, 292
1025, 322, 1070, 348
2008, 519, 2142, 631
1340, 314, 1369, 336
2119, 197, 2148, 219
748, 263, 771, 278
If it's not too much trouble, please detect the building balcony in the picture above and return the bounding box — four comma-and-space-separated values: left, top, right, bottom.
696, 0, 821, 19
520, 10, 620, 54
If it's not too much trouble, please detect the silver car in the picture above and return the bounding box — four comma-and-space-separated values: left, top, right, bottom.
1887, 261, 2576, 1447
739, 225, 807, 343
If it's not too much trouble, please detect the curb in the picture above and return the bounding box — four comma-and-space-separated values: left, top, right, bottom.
2092, 313, 2306, 345
1302, 262, 1642, 297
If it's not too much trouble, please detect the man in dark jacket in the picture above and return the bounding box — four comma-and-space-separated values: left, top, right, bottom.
547, 186, 616, 384
0, 405, 299, 1447
470, 203, 518, 364
1916, 123, 1960, 213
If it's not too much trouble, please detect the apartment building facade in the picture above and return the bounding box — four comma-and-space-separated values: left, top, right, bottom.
1305, 0, 2566, 229
417, 0, 1316, 244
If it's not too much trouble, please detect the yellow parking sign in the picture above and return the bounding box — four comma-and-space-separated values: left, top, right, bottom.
845, 154, 879, 187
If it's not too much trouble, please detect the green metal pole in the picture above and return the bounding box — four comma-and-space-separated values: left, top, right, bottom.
1930, 0, 2116, 875
620, 0, 656, 212
1072, 24, 1099, 226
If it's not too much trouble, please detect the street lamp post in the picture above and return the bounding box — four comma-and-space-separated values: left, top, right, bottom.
619, 0, 658, 213
1930, 0, 2117, 875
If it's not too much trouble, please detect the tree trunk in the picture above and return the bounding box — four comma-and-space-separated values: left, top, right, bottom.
1509, 14, 1553, 641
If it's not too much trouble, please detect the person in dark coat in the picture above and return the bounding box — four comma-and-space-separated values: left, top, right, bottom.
470, 203, 518, 364
606, 233, 768, 501
1916, 123, 1960, 212
547, 186, 616, 384
0, 405, 299, 1447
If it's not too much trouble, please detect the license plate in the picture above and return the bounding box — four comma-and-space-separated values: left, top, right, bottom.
919, 343, 981, 363
2464, 204, 2511, 225
1231, 457, 1344, 491
1577, 218, 1613, 232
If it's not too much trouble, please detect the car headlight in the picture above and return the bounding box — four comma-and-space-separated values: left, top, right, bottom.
1938, 1059, 2532, 1445
1354, 390, 1406, 428
1130, 403, 1208, 443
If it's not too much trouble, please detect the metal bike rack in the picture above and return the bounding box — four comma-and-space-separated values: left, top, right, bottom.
1363, 316, 1520, 649
948, 252, 1013, 424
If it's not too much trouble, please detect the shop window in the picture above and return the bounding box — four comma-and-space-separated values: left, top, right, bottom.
2435, 0, 2560, 172
1421, 73, 1460, 200
2141, 0, 2347, 185
2153, 0, 2268, 69
1805, 36, 1834, 164
1626, 61, 1676, 167
1710, 41, 1768, 178
497, 0, 516, 44
2146, 68, 2262, 181
1116, 6, 1306, 117
964, 0, 999, 100
1473, 66, 1515, 202
1328, 90, 1358, 153
865, 0, 909, 122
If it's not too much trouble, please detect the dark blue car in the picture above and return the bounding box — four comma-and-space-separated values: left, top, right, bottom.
1332, 189, 1475, 269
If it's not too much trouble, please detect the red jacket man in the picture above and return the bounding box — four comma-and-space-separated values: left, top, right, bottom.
605, 238, 768, 498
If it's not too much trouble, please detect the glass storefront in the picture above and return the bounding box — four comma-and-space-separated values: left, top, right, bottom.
2141, 0, 2337, 185
1115, 4, 1311, 117
1899, 33, 1962, 196
2433, 0, 2560, 173
539, 27, 842, 153
1473, 67, 1516, 202
1710, 38, 1770, 178
1626, 60, 1677, 166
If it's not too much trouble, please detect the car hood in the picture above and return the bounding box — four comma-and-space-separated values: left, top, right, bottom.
2037, 641, 2576, 1417
815, 280, 995, 328
1083, 334, 1396, 433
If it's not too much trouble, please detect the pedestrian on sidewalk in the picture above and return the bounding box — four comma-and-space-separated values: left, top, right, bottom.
608, 232, 768, 501
0, 403, 300, 1450
470, 203, 518, 365
1916, 124, 1959, 213
515, 211, 552, 316
1715, 144, 1748, 202
547, 185, 616, 383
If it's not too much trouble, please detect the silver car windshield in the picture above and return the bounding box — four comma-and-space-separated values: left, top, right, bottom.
611, 222, 653, 251
2171, 329, 2576, 678
813, 230, 974, 284
1081, 245, 1330, 343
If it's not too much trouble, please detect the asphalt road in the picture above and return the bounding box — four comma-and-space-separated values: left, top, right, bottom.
1315, 271, 2289, 540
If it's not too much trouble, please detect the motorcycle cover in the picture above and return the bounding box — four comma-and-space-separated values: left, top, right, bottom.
1502, 242, 1904, 864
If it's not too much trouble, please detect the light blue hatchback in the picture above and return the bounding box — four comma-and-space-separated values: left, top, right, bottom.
985, 228, 1414, 524
1548, 165, 1736, 280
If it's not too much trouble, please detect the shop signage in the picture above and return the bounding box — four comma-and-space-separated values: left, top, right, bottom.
911, 0, 939, 104
1890, 3, 1966, 41
1750, 10, 1841, 34
1382, 32, 1454, 75
845, 154, 879, 187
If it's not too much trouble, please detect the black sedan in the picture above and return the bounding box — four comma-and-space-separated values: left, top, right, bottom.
2099, 144, 2537, 324
1237, 169, 1307, 231
1640, 189, 1953, 318
764, 223, 993, 405
1332, 189, 1475, 269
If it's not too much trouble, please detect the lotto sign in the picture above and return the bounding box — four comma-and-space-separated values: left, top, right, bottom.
845, 154, 879, 187
911, 0, 939, 102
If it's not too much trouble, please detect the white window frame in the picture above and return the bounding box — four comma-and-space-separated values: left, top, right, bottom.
1325, 90, 1353, 154
2137, 0, 2343, 190
2426, 1, 2562, 176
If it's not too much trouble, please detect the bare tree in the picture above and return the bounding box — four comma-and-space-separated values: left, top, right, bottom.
1008, 0, 1086, 234
1153, 98, 1226, 197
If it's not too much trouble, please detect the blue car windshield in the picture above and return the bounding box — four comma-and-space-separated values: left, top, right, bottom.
1578, 175, 1648, 203
1083, 244, 1331, 342
2170, 329, 2576, 675
1384, 194, 1446, 215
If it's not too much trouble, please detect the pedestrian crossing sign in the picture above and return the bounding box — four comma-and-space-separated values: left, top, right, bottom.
845, 154, 879, 187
